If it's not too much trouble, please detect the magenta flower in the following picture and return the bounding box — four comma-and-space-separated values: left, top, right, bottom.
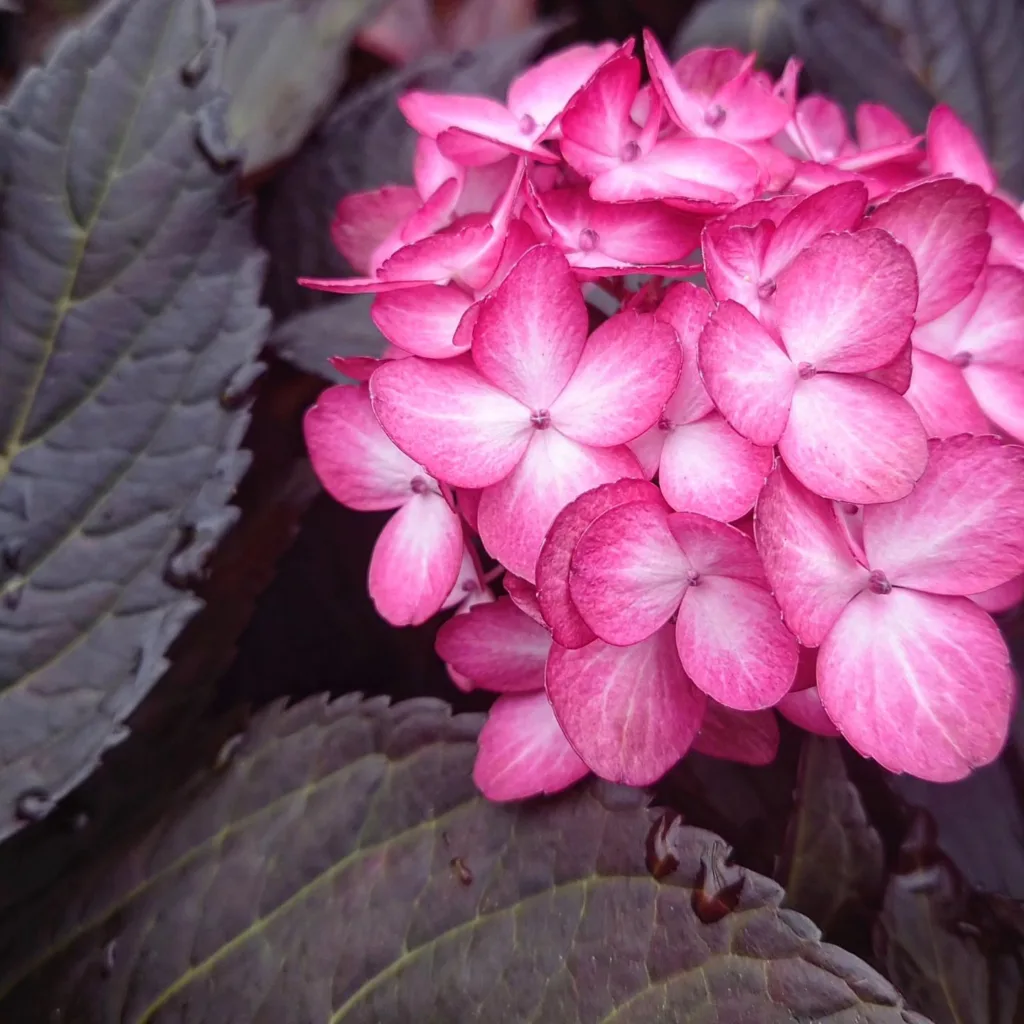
699, 227, 927, 502
756, 436, 1024, 780
304, 385, 463, 626
370, 244, 681, 579
629, 283, 773, 521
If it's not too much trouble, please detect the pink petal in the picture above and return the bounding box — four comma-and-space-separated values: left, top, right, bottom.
818, 589, 1015, 781
675, 574, 798, 710
378, 221, 495, 286
701, 220, 773, 312
869, 179, 990, 323
904, 349, 989, 438
791, 95, 854, 162
855, 103, 914, 150
368, 492, 464, 626
546, 626, 707, 785
763, 181, 869, 281
777, 686, 841, 737
305, 385, 423, 512
456, 487, 481, 533
436, 125, 559, 166
989, 195, 1024, 269
659, 413, 773, 521
926, 104, 997, 194
441, 543, 488, 612
964, 363, 1024, 441
627, 425, 665, 479
332, 186, 422, 275
399, 91, 519, 141
590, 137, 762, 207
691, 702, 781, 764
299, 276, 431, 296
775, 229, 918, 372
954, 265, 1024, 369
330, 356, 381, 382
666, 510, 769, 585
370, 357, 531, 489
559, 52, 641, 171
779, 373, 929, 503
472, 245, 589, 409
755, 460, 871, 646
503, 573, 546, 625
477, 430, 642, 582
970, 572, 1024, 614
642, 30, 705, 135
473, 692, 589, 801
568, 500, 688, 645
371, 284, 475, 358
863, 343, 912, 395
549, 311, 681, 446
656, 283, 716, 425
536, 478, 666, 647
507, 42, 621, 130
863, 434, 1024, 594
698, 300, 797, 446
435, 596, 551, 692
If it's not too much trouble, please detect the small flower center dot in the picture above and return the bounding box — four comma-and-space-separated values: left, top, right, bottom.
868, 570, 893, 595
704, 103, 726, 127
757, 278, 777, 299
531, 409, 551, 429
658, 415, 673, 432
686, 569, 702, 586
797, 362, 817, 380
952, 351, 973, 368
621, 140, 641, 163
579, 227, 599, 252
410, 475, 431, 494
518, 113, 537, 135
842, 503, 860, 515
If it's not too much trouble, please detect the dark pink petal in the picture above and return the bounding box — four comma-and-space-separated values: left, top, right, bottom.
546, 626, 706, 784
399, 91, 519, 141
926, 104, 997, 193
371, 284, 474, 358
856, 103, 914, 150
755, 461, 871, 646
964, 364, 1024, 441
675, 574, 799, 709
660, 413, 773, 521
791, 95, 854, 162
507, 42, 621, 130
642, 30, 704, 134
330, 356, 380, 382
456, 487, 481, 533
777, 686, 841, 737
503, 573, 546, 624
666, 510, 768, 585
869, 179, 990, 324
704, 60, 792, 141
436, 125, 559, 165
472, 245, 589, 409
656, 283, 716, 425
690, 702, 781, 764
863, 434, 1024, 594
477, 430, 642, 582
559, 52, 641, 171
305, 385, 422, 512
698, 300, 797, 446
370, 357, 530, 489
763, 181, 869, 280
331, 186, 421, 274
818, 589, 1014, 781
953, 265, 1024, 369
863, 344, 912, 395
904, 349, 989, 438
701, 220, 773, 311
368, 491, 464, 626
779, 373, 929, 503
775, 229, 918, 372
435, 596, 551, 692
970, 573, 1024, 614
550, 311, 681, 446
590, 138, 762, 207
536, 478, 666, 647
299, 276, 430, 296
569, 501, 688, 645
473, 692, 589, 801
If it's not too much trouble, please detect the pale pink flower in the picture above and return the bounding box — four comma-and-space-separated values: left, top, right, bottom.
755, 436, 1024, 780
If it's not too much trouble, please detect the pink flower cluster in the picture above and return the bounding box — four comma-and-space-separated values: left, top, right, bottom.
303, 32, 1024, 799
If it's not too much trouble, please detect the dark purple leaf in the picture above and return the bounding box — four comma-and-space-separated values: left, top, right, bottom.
0, 695, 931, 1022
0, 0, 268, 841
779, 737, 885, 934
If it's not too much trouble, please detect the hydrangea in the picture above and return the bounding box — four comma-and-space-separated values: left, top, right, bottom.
302, 32, 1024, 798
